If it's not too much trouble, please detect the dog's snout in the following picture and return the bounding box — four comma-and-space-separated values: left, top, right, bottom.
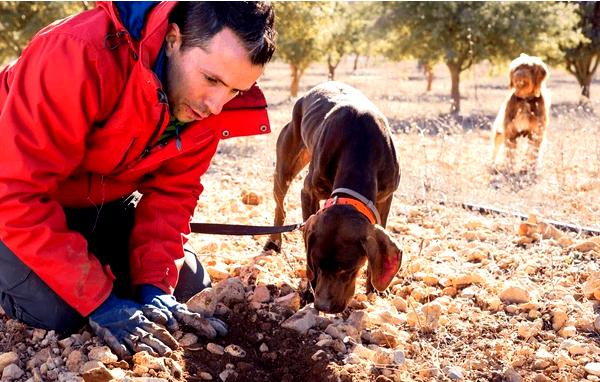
314, 298, 345, 314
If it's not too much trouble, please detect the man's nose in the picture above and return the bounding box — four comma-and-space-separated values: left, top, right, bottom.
205, 89, 231, 116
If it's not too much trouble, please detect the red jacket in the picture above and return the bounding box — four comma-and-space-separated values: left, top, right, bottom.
0, 2, 270, 316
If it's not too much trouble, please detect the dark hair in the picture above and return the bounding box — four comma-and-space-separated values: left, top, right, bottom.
169, 1, 276, 66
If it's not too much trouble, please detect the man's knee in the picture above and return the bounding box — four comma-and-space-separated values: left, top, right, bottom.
174, 246, 212, 302
0, 241, 85, 334
1, 292, 85, 334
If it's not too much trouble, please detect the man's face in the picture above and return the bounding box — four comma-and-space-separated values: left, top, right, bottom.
164, 24, 264, 123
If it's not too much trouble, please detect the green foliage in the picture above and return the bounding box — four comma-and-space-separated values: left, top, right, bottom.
0, 2, 89, 65
321, 3, 379, 68
274, 2, 333, 73
379, 2, 582, 69
562, 2, 600, 98
377, 2, 583, 112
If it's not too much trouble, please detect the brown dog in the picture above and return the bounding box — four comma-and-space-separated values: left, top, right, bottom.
264, 81, 402, 313
491, 53, 551, 173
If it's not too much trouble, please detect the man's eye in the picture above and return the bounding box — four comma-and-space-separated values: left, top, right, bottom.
205, 75, 218, 84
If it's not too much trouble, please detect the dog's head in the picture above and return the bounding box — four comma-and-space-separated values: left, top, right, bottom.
509, 53, 548, 98
301, 206, 402, 313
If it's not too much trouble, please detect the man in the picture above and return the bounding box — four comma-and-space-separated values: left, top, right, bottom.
0, 1, 275, 359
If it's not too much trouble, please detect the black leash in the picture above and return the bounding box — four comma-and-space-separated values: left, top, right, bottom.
460, 202, 600, 236
189, 222, 303, 236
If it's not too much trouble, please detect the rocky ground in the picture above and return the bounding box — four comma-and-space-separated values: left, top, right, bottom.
0, 60, 599, 382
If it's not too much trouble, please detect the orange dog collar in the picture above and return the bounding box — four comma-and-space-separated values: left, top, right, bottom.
321, 195, 378, 225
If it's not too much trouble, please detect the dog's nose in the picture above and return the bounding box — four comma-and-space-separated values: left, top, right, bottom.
314, 299, 345, 314
314, 299, 333, 313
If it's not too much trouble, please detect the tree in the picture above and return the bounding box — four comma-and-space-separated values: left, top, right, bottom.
274, 2, 333, 97
379, 2, 582, 114
0, 2, 90, 66
322, 2, 378, 80
563, 2, 600, 99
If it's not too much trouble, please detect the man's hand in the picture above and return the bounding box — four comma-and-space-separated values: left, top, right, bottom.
140, 285, 228, 338
88, 293, 179, 359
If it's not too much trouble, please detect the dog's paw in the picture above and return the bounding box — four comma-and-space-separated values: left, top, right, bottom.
263, 239, 282, 253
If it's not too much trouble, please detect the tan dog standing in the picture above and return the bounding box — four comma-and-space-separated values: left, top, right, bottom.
491, 53, 551, 174
264, 81, 402, 313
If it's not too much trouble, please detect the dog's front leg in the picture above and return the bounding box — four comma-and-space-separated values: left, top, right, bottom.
300, 177, 321, 221
526, 133, 543, 175
505, 138, 517, 172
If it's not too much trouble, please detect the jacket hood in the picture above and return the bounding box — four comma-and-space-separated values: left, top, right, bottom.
96, 1, 176, 69
114, 1, 159, 41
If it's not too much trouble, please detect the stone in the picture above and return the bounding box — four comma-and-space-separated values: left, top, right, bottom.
561, 339, 588, 356
0, 352, 19, 373
281, 306, 318, 334
504, 368, 523, 382
207, 343, 225, 355
80, 361, 103, 374
1, 364, 24, 380
240, 190, 262, 205
250, 285, 271, 303
586, 362, 600, 376
178, 333, 198, 347
66, 350, 85, 372
346, 311, 369, 332
80, 365, 112, 382
311, 350, 328, 361
224, 345, 246, 358
31, 329, 47, 343
444, 366, 464, 380
187, 288, 218, 317
274, 292, 301, 311
214, 278, 246, 306
87, 346, 117, 364
552, 309, 568, 331
132, 351, 166, 371
219, 368, 238, 382
500, 285, 531, 304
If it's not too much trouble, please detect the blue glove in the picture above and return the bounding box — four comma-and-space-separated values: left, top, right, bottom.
88, 293, 178, 359
140, 284, 227, 338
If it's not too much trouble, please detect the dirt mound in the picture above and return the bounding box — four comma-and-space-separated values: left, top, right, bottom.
183, 302, 346, 382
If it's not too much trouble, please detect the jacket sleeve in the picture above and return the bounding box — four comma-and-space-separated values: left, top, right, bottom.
0, 34, 115, 316
129, 136, 220, 293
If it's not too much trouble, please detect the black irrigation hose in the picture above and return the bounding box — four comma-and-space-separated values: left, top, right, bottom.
459, 201, 600, 237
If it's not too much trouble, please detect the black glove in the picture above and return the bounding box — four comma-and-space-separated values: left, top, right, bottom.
139, 284, 228, 338
88, 293, 179, 359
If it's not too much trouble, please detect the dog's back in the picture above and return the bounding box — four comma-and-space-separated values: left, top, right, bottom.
295, 82, 389, 152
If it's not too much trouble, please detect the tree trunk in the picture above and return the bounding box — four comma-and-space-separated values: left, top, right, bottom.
580, 78, 592, 99
290, 64, 300, 97
566, 53, 599, 101
353, 54, 359, 71
327, 55, 335, 81
447, 63, 461, 114
424, 63, 433, 92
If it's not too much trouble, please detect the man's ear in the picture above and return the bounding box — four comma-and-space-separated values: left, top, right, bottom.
364, 225, 402, 292
165, 23, 182, 56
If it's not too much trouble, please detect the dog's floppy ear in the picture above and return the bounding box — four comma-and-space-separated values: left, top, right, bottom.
363, 225, 402, 291
509, 68, 516, 89
532, 63, 548, 97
